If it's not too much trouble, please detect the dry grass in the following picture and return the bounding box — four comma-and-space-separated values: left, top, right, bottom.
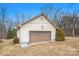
0, 37, 79, 56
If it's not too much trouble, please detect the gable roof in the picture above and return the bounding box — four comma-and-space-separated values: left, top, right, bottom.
18, 13, 57, 29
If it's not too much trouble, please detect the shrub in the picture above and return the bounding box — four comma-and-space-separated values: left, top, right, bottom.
13, 37, 19, 44
6, 29, 17, 39
56, 28, 65, 41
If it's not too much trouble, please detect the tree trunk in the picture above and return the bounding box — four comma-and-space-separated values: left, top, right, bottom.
72, 18, 75, 37
72, 25, 75, 37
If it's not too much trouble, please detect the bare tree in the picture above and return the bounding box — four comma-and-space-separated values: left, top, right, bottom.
71, 12, 79, 37
60, 12, 79, 37
67, 4, 79, 37
15, 12, 27, 26
0, 5, 8, 50
40, 4, 64, 27
55, 4, 79, 37
15, 12, 21, 26
21, 14, 25, 23
6, 19, 15, 31
0, 6, 7, 39
20, 13, 27, 24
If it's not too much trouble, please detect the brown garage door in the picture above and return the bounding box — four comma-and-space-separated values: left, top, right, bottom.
30, 31, 51, 43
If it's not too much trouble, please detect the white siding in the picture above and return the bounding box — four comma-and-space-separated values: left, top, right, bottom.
17, 16, 56, 47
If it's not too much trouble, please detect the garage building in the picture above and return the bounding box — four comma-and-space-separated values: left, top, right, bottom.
17, 13, 56, 47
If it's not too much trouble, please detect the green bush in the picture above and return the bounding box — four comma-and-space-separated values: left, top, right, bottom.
56, 28, 65, 41
6, 29, 17, 39
13, 37, 19, 44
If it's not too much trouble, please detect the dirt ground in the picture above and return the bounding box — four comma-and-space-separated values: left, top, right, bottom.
0, 37, 79, 56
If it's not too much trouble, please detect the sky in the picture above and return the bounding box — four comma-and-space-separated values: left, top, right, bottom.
0, 3, 79, 21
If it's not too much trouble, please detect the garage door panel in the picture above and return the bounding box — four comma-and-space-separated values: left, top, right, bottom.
30, 31, 51, 43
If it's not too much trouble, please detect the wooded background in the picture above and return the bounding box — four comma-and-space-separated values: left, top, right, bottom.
0, 4, 79, 41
